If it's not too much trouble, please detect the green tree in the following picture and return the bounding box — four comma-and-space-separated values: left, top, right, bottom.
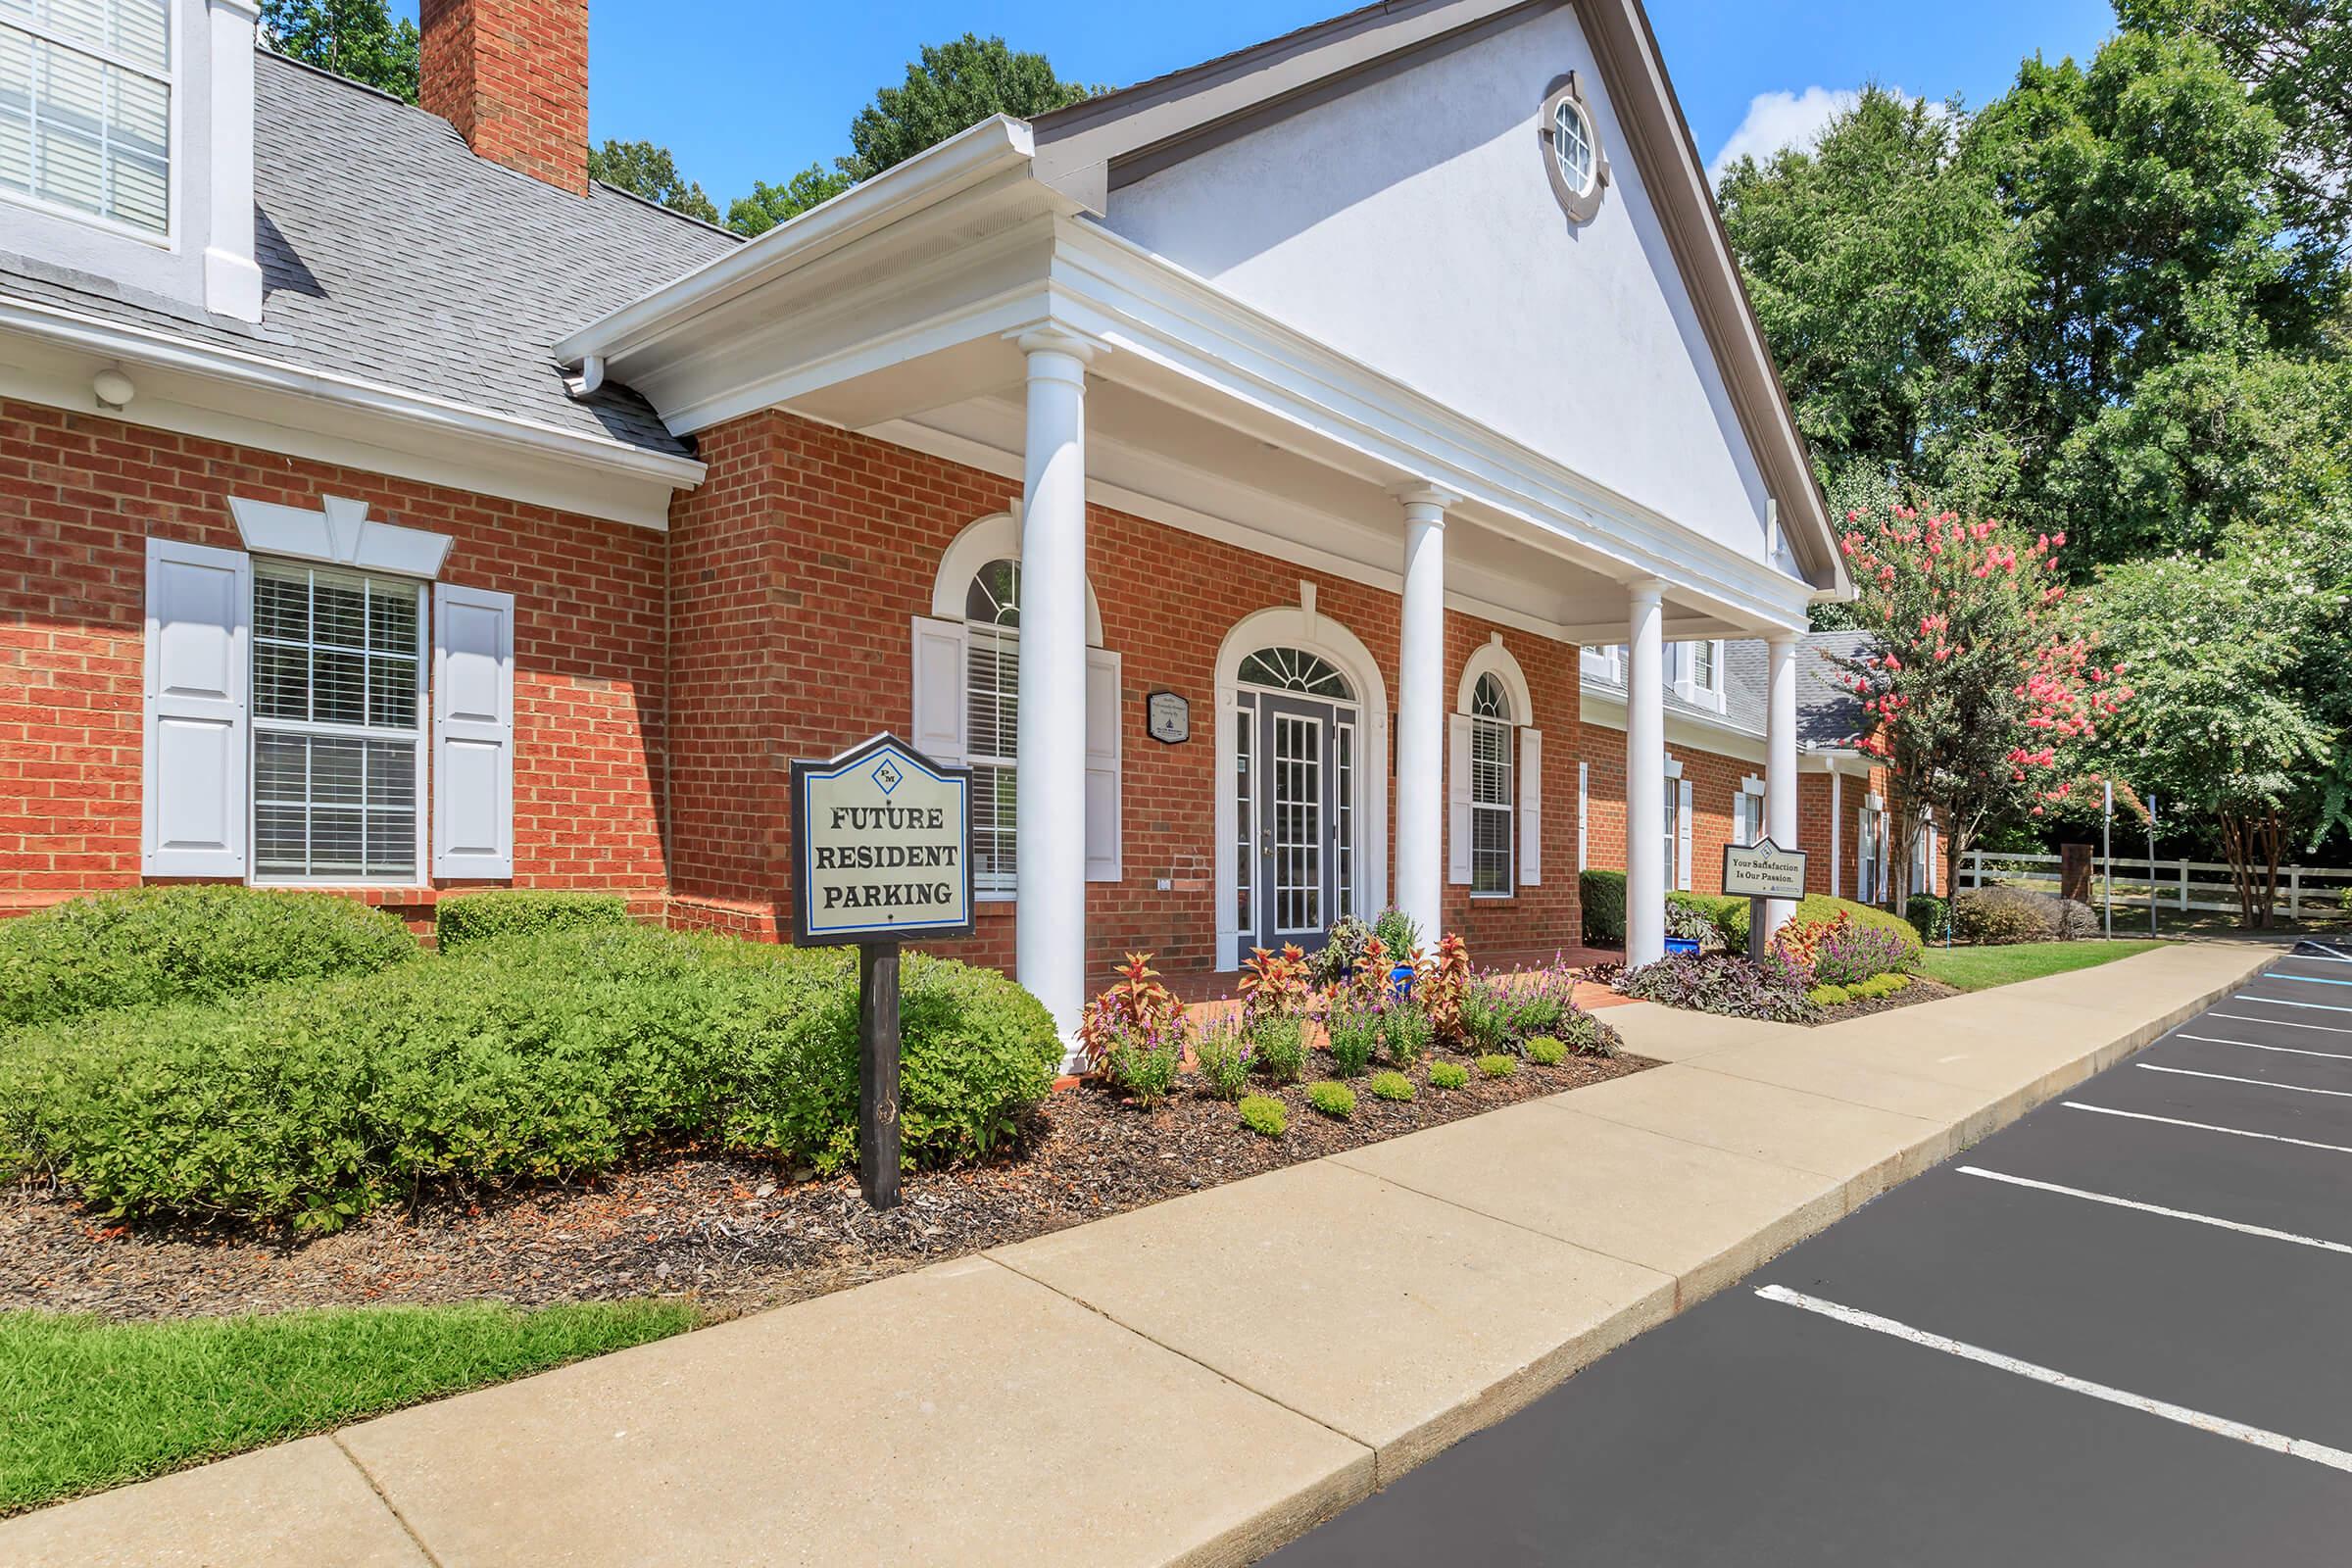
726, 165, 856, 236
260, 0, 420, 104
2088, 520, 2351, 923
839, 33, 1095, 181
588, 139, 721, 225
1960, 29, 2336, 564
2120, 0, 2352, 253
1717, 88, 2020, 487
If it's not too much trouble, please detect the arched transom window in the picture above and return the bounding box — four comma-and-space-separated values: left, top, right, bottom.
1469, 672, 1515, 895
964, 559, 1021, 892
1238, 647, 1354, 699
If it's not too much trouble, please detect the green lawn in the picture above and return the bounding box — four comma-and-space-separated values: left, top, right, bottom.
1916, 938, 2170, 993
0, 1298, 698, 1515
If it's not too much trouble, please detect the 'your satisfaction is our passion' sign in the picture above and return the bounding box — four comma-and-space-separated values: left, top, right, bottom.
790, 734, 974, 946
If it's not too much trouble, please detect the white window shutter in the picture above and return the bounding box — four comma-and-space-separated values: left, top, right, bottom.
1084, 648, 1121, 883
1517, 727, 1542, 885
1446, 712, 1473, 885
908, 616, 967, 765
142, 537, 251, 876
1577, 760, 1589, 871
432, 583, 515, 879
1676, 777, 1693, 891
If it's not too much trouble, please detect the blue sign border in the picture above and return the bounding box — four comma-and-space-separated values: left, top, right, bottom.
789, 733, 976, 946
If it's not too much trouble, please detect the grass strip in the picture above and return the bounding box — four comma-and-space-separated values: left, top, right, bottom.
0, 1298, 697, 1515
1916, 938, 2169, 993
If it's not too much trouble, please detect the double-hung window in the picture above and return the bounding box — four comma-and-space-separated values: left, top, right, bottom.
250, 563, 425, 882
963, 559, 1021, 896
0, 0, 172, 235
1469, 673, 1514, 896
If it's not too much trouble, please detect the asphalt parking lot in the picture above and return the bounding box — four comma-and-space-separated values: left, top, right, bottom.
1266, 941, 2352, 1566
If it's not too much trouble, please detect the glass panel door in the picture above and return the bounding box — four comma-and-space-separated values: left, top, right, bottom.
1254, 693, 1343, 955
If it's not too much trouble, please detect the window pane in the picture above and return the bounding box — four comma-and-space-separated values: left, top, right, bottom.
251, 732, 417, 881
2, 19, 171, 232
11, 0, 170, 71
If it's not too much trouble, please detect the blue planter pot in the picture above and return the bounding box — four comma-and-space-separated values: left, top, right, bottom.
1663, 936, 1702, 957
1389, 963, 1416, 999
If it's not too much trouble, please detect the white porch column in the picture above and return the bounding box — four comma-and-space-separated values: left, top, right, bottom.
1830, 768, 1844, 900
1624, 579, 1666, 965
1014, 329, 1095, 1043
1393, 485, 1452, 948
1764, 630, 1801, 947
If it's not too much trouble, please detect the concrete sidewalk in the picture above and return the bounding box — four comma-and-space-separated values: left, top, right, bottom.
1, 943, 2271, 1568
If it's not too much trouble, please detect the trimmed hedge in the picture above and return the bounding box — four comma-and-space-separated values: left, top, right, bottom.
435, 890, 632, 954
0, 888, 417, 1028
1580, 869, 1627, 945
0, 924, 1059, 1232
1696, 893, 1925, 961
1906, 895, 1949, 943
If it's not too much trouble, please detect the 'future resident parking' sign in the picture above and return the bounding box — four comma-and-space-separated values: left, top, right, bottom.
790, 734, 974, 946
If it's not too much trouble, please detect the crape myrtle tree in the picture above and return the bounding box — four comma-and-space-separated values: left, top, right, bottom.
2087, 519, 2352, 925
1834, 501, 2132, 909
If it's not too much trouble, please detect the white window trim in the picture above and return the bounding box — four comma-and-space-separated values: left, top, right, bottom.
1673, 639, 1727, 713
231, 495, 455, 578
0, 0, 179, 244
1457, 637, 1534, 900
1736, 773, 1767, 848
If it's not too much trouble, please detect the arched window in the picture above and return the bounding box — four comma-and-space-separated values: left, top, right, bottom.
963, 559, 1021, 894
1237, 647, 1353, 699
1469, 672, 1514, 895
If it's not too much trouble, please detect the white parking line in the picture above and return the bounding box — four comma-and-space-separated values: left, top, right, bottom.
2210, 1010, 2352, 1035
2274, 974, 2352, 989
2171, 1032, 2352, 1063
1958, 1166, 2352, 1257
2236, 995, 2352, 1014
2065, 1101, 2352, 1154
2138, 1063, 2352, 1099
1755, 1285, 2352, 1472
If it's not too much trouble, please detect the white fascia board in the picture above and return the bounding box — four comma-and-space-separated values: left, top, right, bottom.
558, 116, 1045, 369
1044, 220, 1816, 634
1578, 681, 1768, 762
866, 413, 1583, 646
0, 300, 702, 524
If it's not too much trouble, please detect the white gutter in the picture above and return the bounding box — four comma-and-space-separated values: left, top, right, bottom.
557, 116, 1042, 368
0, 295, 707, 487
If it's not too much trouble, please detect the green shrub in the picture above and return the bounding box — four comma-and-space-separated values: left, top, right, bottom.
1808, 971, 1915, 1007
1305, 1081, 1356, 1118
1250, 1015, 1306, 1085
1102, 1037, 1182, 1106
1856, 971, 1912, 998
1906, 894, 1949, 943
1670, 892, 1745, 950
1428, 1060, 1470, 1090
1367, 1069, 1414, 1102
0, 925, 1059, 1231
1193, 1022, 1251, 1102
1371, 906, 1422, 958
1951, 887, 2054, 945
0, 887, 416, 1029
1526, 1037, 1568, 1066
1475, 1054, 1518, 1079
1806, 983, 1853, 1006
1382, 1004, 1433, 1065
1708, 894, 1924, 960
1324, 1002, 1379, 1078
435, 890, 630, 954
1580, 870, 1627, 945
1238, 1095, 1287, 1137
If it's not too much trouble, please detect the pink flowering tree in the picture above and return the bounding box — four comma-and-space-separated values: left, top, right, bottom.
1833, 502, 2131, 910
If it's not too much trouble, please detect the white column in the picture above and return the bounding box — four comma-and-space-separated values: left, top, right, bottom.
1014, 329, 1095, 1045
1764, 630, 1801, 946
205, 0, 265, 322
1624, 579, 1666, 965
1393, 485, 1452, 947
1830, 769, 1844, 900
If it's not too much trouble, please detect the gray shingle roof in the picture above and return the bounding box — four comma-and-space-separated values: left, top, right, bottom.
1583, 628, 1879, 750
0, 51, 738, 458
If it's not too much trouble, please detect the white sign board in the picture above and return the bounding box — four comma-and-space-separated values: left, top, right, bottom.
791, 734, 973, 946
1722, 838, 1808, 901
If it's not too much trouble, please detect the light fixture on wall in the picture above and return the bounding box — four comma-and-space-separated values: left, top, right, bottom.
92, 367, 136, 411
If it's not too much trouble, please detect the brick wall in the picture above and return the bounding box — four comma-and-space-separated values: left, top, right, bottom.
419, 0, 590, 194
0, 397, 666, 923
665, 411, 1585, 986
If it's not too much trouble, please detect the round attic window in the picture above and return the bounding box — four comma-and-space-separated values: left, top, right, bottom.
1540, 72, 1609, 223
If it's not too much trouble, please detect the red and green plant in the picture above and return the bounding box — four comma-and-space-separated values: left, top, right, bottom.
1078, 952, 1188, 1102
1237, 943, 1312, 1022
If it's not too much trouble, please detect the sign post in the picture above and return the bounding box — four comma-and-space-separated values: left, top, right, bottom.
1722, 838, 1810, 962
790, 734, 974, 1210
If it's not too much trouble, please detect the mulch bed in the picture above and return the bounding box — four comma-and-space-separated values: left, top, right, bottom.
0, 1049, 1651, 1326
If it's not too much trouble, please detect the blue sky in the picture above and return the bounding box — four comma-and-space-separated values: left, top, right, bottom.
400, 2, 2121, 209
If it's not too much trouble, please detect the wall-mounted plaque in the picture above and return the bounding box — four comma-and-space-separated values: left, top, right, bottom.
1148, 690, 1190, 745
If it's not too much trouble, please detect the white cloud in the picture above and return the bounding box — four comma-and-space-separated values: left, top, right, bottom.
1708, 86, 1860, 184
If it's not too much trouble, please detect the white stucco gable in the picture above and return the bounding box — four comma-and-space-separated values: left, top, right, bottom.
1095, 5, 1768, 562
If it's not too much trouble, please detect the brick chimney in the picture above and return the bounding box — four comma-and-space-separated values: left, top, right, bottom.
420, 0, 590, 195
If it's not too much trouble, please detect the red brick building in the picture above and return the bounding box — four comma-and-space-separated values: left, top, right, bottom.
3, 0, 1856, 1048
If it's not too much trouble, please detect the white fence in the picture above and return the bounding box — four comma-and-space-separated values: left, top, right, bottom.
1960, 851, 2352, 921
